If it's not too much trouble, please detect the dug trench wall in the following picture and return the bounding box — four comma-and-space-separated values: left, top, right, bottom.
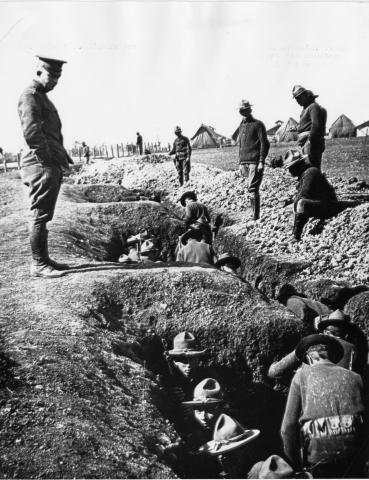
75, 157, 369, 333
0, 173, 308, 478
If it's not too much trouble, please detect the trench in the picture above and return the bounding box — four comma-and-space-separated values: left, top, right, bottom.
55, 182, 311, 478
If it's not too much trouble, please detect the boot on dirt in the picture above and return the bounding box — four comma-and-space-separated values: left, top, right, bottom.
292, 213, 308, 241
29, 225, 65, 278
44, 230, 70, 270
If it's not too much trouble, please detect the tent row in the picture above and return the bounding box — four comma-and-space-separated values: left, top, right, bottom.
190, 116, 369, 149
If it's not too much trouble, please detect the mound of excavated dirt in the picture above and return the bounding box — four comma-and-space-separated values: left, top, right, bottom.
75, 159, 369, 288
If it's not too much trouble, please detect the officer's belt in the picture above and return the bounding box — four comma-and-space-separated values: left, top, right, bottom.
301, 414, 363, 440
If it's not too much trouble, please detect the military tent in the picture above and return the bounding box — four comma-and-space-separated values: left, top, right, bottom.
329, 115, 357, 138
356, 120, 369, 137
266, 121, 284, 141
191, 124, 230, 149
275, 118, 299, 143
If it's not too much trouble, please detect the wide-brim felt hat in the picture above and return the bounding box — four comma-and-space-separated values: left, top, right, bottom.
140, 239, 158, 255
292, 85, 318, 99
317, 309, 351, 331
199, 414, 260, 456
239, 99, 253, 110
248, 455, 294, 479
182, 378, 224, 406
180, 228, 202, 245
168, 331, 208, 357
295, 334, 344, 364
284, 149, 308, 170
180, 190, 197, 207
215, 253, 241, 269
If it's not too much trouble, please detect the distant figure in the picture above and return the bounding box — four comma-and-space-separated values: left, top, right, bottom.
180, 191, 212, 244
285, 149, 360, 241
136, 132, 143, 155
169, 126, 192, 187
281, 334, 365, 478
292, 85, 327, 170
18, 55, 72, 278
81, 141, 90, 164
176, 229, 217, 265
236, 100, 270, 221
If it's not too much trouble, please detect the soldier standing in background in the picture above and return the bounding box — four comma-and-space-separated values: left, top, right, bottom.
292, 85, 327, 170
81, 141, 90, 164
18, 56, 73, 278
169, 126, 192, 187
136, 132, 143, 155
236, 100, 269, 221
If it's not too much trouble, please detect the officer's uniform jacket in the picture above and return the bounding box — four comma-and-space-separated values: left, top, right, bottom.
18, 80, 72, 169
170, 136, 192, 161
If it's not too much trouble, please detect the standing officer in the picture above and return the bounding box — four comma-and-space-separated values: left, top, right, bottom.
136, 132, 143, 155
236, 100, 269, 221
292, 85, 327, 170
81, 141, 90, 164
18, 56, 73, 278
169, 126, 192, 187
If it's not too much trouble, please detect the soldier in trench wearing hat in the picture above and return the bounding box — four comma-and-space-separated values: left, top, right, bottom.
280, 334, 365, 478
199, 413, 260, 478
284, 149, 361, 241
18, 56, 73, 277
176, 229, 217, 265
169, 126, 192, 187
235, 100, 270, 221
268, 309, 366, 380
291, 85, 327, 170
215, 253, 243, 279
162, 332, 208, 433
179, 190, 213, 244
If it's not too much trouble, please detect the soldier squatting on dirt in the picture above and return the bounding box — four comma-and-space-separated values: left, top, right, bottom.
18, 56, 73, 278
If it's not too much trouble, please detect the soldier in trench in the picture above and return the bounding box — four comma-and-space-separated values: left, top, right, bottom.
284, 149, 362, 241
179, 190, 213, 244
176, 229, 217, 265
18, 56, 73, 278
281, 334, 365, 478
268, 310, 367, 379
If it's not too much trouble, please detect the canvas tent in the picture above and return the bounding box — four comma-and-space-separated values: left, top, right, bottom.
191, 124, 230, 149
356, 120, 369, 137
329, 115, 357, 138
275, 118, 299, 143
266, 121, 284, 141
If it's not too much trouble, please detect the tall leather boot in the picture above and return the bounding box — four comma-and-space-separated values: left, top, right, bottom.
44, 229, 70, 270
253, 194, 260, 221
30, 225, 65, 278
292, 213, 308, 241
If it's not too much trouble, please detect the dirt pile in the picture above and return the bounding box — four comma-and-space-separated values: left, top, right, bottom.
75, 159, 369, 286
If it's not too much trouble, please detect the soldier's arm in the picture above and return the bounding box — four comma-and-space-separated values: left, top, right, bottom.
308, 104, 321, 141
169, 141, 176, 155
258, 122, 270, 165
187, 137, 192, 157
18, 92, 51, 163
281, 373, 303, 470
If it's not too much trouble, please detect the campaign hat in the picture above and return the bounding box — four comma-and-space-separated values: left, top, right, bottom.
292, 85, 318, 99
215, 253, 241, 269
199, 414, 260, 455
182, 378, 224, 406
317, 309, 351, 331
168, 331, 207, 357
239, 100, 253, 110
284, 149, 308, 170
180, 190, 197, 206
295, 334, 344, 364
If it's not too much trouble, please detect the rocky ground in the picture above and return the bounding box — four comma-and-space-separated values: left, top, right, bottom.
75, 156, 369, 285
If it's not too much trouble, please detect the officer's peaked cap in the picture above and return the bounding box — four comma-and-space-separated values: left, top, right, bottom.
36, 56, 67, 74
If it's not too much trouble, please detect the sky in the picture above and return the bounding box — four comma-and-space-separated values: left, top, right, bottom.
0, 1, 369, 151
